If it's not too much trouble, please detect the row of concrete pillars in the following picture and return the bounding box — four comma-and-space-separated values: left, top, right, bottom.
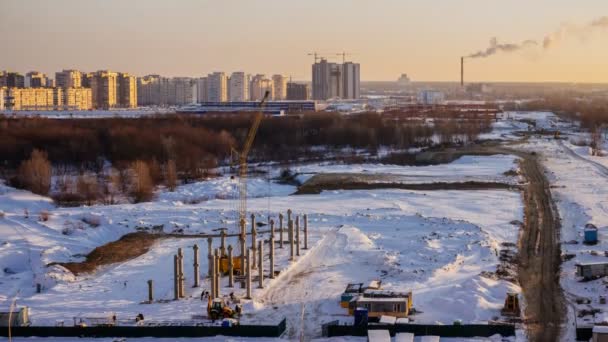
159, 210, 309, 302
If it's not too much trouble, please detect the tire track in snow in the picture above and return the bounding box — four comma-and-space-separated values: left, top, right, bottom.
256, 227, 348, 339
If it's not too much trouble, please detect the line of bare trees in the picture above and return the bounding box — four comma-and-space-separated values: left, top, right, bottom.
0, 111, 492, 204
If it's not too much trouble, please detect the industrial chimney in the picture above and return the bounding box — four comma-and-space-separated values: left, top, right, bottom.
460, 57, 464, 87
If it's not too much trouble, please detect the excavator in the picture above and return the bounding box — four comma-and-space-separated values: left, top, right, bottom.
207, 297, 238, 320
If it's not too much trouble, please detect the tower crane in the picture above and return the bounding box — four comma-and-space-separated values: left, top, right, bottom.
232, 91, 270, 229
336, 52, 355, 64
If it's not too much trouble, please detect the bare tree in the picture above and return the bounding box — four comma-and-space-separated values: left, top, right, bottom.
77, 174, 99, 206
130, 160, 154, 202
165, 160, 178, 192
18, 149, 52, 195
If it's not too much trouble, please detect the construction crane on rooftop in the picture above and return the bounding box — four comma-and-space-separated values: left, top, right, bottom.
336, 52, 355, 64
232, 91, 270, 228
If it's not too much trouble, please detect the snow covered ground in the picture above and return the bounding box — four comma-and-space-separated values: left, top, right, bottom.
291, 155, 521, 185
0, 153, 524, 340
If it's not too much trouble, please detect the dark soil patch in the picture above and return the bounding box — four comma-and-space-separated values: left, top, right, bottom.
50, 232, 163, 275
295, 175, 517, 195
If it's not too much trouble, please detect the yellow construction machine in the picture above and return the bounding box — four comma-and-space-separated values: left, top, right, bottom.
207, 297, 238, 320
219, 256, 243, 275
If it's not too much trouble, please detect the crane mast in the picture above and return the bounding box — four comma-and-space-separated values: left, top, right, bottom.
236, 91, 270, 228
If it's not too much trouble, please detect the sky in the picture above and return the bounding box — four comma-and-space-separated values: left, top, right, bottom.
1, 0, 607, 82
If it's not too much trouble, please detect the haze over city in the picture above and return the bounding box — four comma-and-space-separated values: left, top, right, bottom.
2, 0, 608, 82
3, 2, 608, 342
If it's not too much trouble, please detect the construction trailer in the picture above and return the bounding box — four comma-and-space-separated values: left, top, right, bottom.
349, 296, 409, 318
219, 256, 243, 275
0, 307, 29, 327
576, 262, 608, 279
340, 280, 382, 308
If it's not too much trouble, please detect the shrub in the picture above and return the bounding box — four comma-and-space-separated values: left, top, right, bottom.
39, 210, 50, 222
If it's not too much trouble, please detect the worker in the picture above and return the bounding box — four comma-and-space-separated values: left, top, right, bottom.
135, 313, 144, 322
235, 304, 242, 316
230, 292, 235, 301
200, 290, 206, 301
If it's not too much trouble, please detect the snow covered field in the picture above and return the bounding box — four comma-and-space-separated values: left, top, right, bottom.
0, 152, 524, 340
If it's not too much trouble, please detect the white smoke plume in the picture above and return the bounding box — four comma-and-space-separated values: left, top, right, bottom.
543, 16, 608, 49
466, 37, 538, 59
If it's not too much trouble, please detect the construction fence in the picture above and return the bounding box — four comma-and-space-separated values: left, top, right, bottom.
323, 321, 516, 338
0, 318, 286, 339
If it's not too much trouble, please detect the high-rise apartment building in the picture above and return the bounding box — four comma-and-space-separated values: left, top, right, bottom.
89, 70, 118, 109
342, 62, 360, 99
312, 59, 360, 100
169, 77, 196, 105
25, 71, 48, 88
117, 73, 137, 108
63, 87, 93, 110
0, 87, 6, 110
271, 74, 287, 100
0, 71, 25, 88
206, 72, 228, 102
287, 82, 310, 100
250, 74, 274, 101
196, 77, 208, 103
8, 88, 61, 110
228, 72, 248, 102
137, 75, 159, 106
55, 70, 82, 88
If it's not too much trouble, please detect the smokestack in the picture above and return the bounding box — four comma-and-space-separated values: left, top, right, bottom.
461, 57, 464, 87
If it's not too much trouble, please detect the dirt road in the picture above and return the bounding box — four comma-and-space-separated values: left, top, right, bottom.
501, 148, 565, 342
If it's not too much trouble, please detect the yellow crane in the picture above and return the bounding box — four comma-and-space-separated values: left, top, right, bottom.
233, 91, 270, 228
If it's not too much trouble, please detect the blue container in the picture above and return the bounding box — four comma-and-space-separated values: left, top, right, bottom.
354, 307, 368, 326
585, 228, 598, 244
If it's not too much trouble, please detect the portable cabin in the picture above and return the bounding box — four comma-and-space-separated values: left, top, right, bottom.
350, 296, 409, 318
341, 283, 364, 308
363, 290, 414, 312
593, 325, 608, 342
354, 307, 368, 326
367, 329, 391, 342
0, 307, 29, 327
576, 262, 608, 279
585, 225, 599, 245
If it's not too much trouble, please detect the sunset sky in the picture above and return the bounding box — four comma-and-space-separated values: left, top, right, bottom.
2, 0, 607, 82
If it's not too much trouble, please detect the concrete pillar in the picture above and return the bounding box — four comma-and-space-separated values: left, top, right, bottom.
207, 237, 213, 278
147, 279, 153, 302
220, 230, 226, 257
270, 229, 275, 279
258, 240, 264, 288
287, 209, 292, 224
296, 216, 301, 257
251, 214, 257, 270
178, 248, 185, 298
193, 244, 200, 288
289, 219, 295, 261
215, 248, 221, 298
228, 245, 234, 288
210, 252, 216, 299
279, 213, 284, 248
304, 214, 308, 250
246, 248, 252, 299
173, 254, 179, 300
270, 219, 275, 242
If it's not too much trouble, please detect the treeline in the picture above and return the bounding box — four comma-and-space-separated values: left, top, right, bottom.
0, 111, 493, 203
524, 96, 608, 129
